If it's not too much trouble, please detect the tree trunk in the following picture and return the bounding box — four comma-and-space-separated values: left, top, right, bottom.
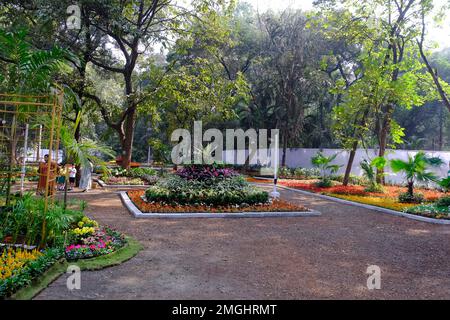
377, 139, 387, 185
120, 107, 136, 169
376, 104, 394, 184
439, 103, 444, 151
343, 141, 358, 186
281, 127, 287, 167
343, 106, 370, 186
408, 181, 414, 197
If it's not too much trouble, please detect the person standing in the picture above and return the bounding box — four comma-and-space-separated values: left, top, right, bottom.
79, 161, 93, 192
37, 154, 56, 196
56, 164, 67, 191
68, 165, 77, 190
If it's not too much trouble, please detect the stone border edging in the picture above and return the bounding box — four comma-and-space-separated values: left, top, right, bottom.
119, 191, 321, 219
262, 183, 450, 225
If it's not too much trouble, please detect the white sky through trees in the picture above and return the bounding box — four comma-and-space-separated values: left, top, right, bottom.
250, 0, 450, 51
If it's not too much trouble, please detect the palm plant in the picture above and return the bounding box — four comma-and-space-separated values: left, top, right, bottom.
390, 151, 443, 198
0, 29, 73, 94
311, 152, 341, 187
59, 120, 114, 205
360, 157, 385, 192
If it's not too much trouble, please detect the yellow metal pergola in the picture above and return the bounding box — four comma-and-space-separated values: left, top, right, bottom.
0, 87, 63, 212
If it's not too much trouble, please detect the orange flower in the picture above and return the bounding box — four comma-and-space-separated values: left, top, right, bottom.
276, 179, 446, 201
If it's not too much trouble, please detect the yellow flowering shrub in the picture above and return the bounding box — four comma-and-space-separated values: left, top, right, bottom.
330, 194, 417, 212
0, 248, 42, 280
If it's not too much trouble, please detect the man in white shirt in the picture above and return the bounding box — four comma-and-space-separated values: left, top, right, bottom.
69, 165, 77, 190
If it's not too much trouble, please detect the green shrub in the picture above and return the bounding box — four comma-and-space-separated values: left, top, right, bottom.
315, 178, 333, 188
398, 192, 424, 204
278, 167, 292, 178
129, 167, 157, 178
435, 196, 450, 208
0, 194, 84, 247
145, 174, 269, 206
292, 167, 320, 179
364, 183, 384, 193
330, 174, 368, 185
405, 204, 450, 218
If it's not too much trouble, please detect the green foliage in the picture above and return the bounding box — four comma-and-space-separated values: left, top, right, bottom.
0, 194, 84, 247
435, 196, 450, 208
398, 192, 424, 204
438, 177, 450, 191
278, 167, 320, 179
311, 152, 341, 182
390, 151, 443, 197
329, 174, 367, 185
315, 178, 333, 188
360, 159, 384, 192
405, 204, 450, 218
145, 174, 268, 206
60, 125, 114, 169
293, 167, 320, 179
104, 167, 158, 184
278, 167, 292, 178
0, 29, 74, 93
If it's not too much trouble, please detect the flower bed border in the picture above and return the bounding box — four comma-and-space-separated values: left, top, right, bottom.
253, 180, 450, 225
8, 237, 142, 300
119, 191, 321, 219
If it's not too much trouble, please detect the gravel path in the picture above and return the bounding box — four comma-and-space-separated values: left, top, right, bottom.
35, 186, 450, 300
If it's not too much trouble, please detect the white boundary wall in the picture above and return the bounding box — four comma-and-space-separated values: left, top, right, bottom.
223, 148, 450, 184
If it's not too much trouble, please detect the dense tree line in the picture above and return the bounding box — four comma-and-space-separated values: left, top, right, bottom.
0, 0, 449, 176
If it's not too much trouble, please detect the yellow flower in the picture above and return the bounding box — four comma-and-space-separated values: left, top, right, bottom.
0, 248, 42, 280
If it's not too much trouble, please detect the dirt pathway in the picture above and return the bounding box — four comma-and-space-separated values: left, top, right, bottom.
35, 186, 450, 299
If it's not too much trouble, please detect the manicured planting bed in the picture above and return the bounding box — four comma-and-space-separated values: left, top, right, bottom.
64, 216, 127, 260
98, 177, 150, 186
122, 165, 318, 218
0, 247, 62, 299
0, 195, 132, 299
127, 189, 310, 213
252, 178, 450, 221
99, 167, 159, 187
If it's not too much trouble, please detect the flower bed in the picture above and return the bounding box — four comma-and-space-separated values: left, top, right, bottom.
271, 179, 450, 219
0, 194, 131, 299
101, 167, 159, 186
330, 194, 417, 211
104, 176, 150, 185
404, 204, 450, 220
0, 247, 62, 299
128, 189, 308, 213
278, 179, 443, 201
65, 217, 126, 260
0, 248, 42, 281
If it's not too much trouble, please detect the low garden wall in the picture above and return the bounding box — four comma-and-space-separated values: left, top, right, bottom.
223, 148, 450, 184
